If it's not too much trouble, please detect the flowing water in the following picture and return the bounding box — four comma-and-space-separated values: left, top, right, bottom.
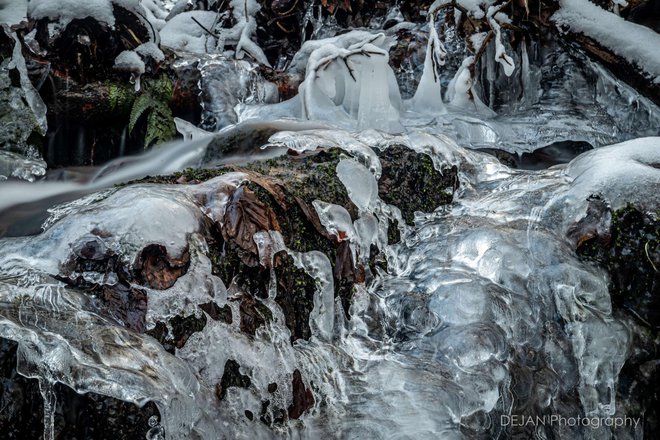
1, 7, 659, 440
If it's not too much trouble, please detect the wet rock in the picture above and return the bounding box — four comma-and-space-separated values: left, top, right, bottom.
288, 369, 314, 420
577, 204, 659, 328
138, 144, 457, 343
237, 292, 273, 336
199, 301, 233, 324
481, 141, 594, 170
577, 204, 660, 437
216, 359, 252, 401
146, 313, 208, 353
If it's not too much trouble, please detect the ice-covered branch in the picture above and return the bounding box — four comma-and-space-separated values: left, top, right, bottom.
553, 0, 660, 84
216, 0, 270, 66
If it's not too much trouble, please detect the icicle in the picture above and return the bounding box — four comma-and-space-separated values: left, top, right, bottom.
486, 6, 515, 77
486, 37, 497, 108
312, 200, 356, 242
353, 213, 379, 265
520, 39, 531, 106
39, 379, 56, 440
410, 14, 447, 115
336, 158, 378, 212
288, 250, 335, 341
113, 50, 145, 92
356, 51, 403, 131
253, 230, 286, 268
447, 57, 496, 117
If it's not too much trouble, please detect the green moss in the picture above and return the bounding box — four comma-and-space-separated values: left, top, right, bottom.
578, 205, 659, 327
273, 253, 317, 342
377, 146, 458, 225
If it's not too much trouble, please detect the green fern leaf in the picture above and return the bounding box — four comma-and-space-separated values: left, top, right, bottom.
108, 83, 134, 113
129, 93, 154, 133
145, 74, 174, 102
145, 101, 176, 148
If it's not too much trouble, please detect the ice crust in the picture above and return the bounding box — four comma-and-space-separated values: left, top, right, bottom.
2, 128, 656, 438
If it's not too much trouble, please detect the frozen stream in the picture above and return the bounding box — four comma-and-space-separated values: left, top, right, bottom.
1, 1, 660, 439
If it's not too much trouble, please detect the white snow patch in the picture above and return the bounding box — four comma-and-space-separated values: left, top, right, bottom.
28, 0, 120, 28
0, 0, 27, 25
136, 41, 165, 62
564, 136, 660, 211
553, 0, 660, 83
160, 10, 217, 53
114, 50, 145, 91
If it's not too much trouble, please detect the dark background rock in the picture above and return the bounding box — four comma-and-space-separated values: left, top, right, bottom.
0, 337, 161, 440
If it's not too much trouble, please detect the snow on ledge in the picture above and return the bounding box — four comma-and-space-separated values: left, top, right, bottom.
552, 0, 660, 84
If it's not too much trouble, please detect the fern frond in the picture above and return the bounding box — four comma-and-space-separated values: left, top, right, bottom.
108, 83, 134, 112
145, 101, 176, 148
129, 93, 154, 133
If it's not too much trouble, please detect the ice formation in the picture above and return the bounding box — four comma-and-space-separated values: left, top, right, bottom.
159, 0, 268, 64
1, 1, 660, 439
0, 0, 27, 24
1, 129, 657, 438
219, 0, 269, 65
296, 33, 403, 132
409, 16, 448, 115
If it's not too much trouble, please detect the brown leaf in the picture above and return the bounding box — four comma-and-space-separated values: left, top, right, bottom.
223, 186, 281, 259
134, 244, 190, 290
288, 369, 315, 419
227, 166, 289, 210
321, 0, 336, 13
333, 240, 355, 281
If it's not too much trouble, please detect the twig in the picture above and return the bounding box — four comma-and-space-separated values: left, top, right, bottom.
191, 16, 218, 37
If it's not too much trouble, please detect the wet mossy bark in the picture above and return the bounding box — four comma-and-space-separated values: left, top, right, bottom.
577, 204, 660, 436
577, 205, 660, 328
138, 145, 458, 344
378, 146, 458, 225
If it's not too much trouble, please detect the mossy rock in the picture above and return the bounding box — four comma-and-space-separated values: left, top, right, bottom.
577, 204, 659, 327
378, 145, 458, 225
127, 145, 458, 343
577, 203, 660, 437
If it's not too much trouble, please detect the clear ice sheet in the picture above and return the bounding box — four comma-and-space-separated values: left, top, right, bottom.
1, 129, 657, 438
